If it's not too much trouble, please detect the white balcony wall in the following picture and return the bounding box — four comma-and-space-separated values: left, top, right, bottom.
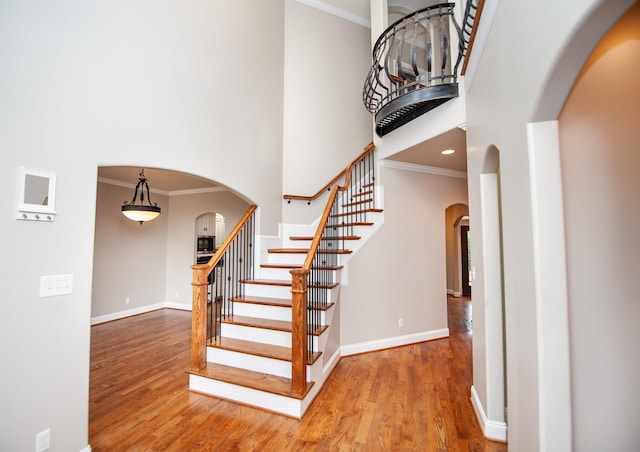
282, 0, 373, 225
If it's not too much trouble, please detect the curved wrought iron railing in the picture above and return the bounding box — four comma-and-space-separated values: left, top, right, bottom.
363, 3, 473, 135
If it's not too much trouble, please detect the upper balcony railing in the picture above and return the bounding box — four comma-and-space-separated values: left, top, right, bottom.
363, 3, 466, 136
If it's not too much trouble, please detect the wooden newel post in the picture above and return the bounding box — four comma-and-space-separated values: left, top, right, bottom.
191, 264, 209, 370
290, 268, 309, 395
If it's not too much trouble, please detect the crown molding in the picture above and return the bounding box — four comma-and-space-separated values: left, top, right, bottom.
295, 0, 371, 28
97, 177, 225, 197
380, 159, 467, 179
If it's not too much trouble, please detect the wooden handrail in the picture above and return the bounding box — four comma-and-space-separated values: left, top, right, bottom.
461, 0, 485, 76
283, 142, 375, 202
200, 204, 257, 273
190, 204, 257, 370
302, 186, 339, 270
290, 186, 339, 394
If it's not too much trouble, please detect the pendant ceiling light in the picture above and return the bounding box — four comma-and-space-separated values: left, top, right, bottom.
121, 169, 161, 225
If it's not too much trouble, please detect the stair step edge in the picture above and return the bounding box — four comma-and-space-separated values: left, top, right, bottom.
222, 315, 330, 335
188, 363, 314, 400
208, 337, 322, 365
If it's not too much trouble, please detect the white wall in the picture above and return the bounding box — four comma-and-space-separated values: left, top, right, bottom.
0, 0, 284, 449
92, 182, 169, 318
282, 0, 373, 225
558, 4, 640, 448
341, 167, 468, 346
91, 182, 251, 320
464, 0, 633, 449
165, 190, 251, 310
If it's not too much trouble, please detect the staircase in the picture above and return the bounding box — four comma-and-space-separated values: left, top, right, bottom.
188, 213, 382, 418
188, 144, 381, 418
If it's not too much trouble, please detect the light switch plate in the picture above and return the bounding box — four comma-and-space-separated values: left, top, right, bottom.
40, 274, 73, 297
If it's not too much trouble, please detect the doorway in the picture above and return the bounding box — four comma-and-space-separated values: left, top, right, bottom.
461, 225, 471, 297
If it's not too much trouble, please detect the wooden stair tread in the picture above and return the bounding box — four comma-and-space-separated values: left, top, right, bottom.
268, 248, 352, 255
327, 221, 374, 228
223, 315, 291, 331
260, 263, 343, 271
230, 295, 291, 307
352, 190, 373, 197
241, 278, 291, 287
223, 315, 330, 334
330, 208, 383, 218
209, 337, 322, 365
242, 278, 339, 290
188, 363, 314, 400
289, 235, 361, 241
210, 336, 291, 361
342, 199, 373, 208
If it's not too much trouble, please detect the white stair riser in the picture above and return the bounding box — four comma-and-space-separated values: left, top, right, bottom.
231, 301, 331, 325
221, 323, 291, 347
244, 283, 339, 304
258, 267, 295, 280
189, 374, 303, 418
219, 323, 324, 350
207, 347, 291, 379
259, 266, 339, 282
233, 302, 291, 321
244, 283, 292, 299
267, 253, 306, 265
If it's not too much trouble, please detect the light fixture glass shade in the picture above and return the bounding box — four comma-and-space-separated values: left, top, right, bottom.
121, 169, 161, 225
121, 205, 161, 223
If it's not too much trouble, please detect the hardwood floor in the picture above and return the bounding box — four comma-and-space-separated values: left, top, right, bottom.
89, 297, 507, 451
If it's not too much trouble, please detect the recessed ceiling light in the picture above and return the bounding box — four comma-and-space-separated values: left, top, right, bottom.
441, 149, 455, 155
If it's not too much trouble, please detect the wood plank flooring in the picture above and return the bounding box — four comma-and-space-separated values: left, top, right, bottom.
89, 296, 507, 451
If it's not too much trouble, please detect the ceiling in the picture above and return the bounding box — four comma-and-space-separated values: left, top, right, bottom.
98, 166, 220, 192
385, 127, 467, 173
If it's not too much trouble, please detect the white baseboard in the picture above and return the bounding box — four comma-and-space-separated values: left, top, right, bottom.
447, 289, 454, 295
91, 301, 191, 325
79, 445, 92, 452
470, 385, 508, 442
165, 302, 192, 311
340, 328, 449, 356
323, 348, 342, 378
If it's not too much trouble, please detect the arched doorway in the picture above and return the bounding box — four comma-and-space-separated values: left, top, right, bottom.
557, 3, 640, 448
445, 203, 470, 298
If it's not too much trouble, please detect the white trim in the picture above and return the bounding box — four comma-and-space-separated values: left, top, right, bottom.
380, 159, 467, 179
165, 302, 192, 311
471, 385, 508, 441
97, 177, 225, 196
341, 328, 449, 356
79, 445, 92, 452
90, 302, 191, 325
527, 121, 572, 449
167, 186, 226, 196
323, 347, 342, 378
295, 0, 371, 28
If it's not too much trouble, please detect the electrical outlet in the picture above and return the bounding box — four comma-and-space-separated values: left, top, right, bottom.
36, 428, 50, 452
125, 297, 130, 304
398, 318, 404, 327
